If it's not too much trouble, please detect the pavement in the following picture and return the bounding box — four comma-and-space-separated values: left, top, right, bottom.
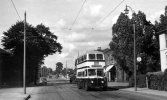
108, 82, 167, 98
120, 87, 167, 98
108, 82, 129, 87
0, 87, 30, 100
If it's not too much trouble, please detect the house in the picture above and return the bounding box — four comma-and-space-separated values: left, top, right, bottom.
102, 48, 128, 82
159, 29, 167, 72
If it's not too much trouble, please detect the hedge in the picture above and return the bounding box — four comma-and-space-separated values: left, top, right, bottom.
163, 69, 167, 91
146, 69, 167, 91
147, 72, 164, 90
129, 74, 146, 88
129, 69, 167, 90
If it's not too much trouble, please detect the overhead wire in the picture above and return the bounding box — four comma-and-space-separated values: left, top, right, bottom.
70, 0, 87, 30
99, 0, 125, 24
10, 0, 22, 20
57, 0, 125, 32
90, 0, 125, 31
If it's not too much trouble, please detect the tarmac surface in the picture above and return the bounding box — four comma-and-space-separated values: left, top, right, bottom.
0, 81, 167, 100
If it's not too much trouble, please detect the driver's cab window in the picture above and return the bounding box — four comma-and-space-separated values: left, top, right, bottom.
97, 69, 103, 77
88, 69, 96, 76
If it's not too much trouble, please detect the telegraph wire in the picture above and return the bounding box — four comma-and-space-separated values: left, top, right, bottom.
10, 0, 22, 20
99, 0, 125, 24
90, 0, 125, 32
70, 0, 87, 30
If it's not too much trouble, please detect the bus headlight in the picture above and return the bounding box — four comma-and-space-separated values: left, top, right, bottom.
91, 80, 94, 83
101, 81, 104, 83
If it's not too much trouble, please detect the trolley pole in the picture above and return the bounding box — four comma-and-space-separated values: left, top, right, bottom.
23, 11, 26, 94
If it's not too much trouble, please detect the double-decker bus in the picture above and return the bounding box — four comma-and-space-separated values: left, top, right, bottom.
75, 50, 107, 91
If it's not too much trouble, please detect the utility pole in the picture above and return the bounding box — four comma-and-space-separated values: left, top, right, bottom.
23, 11, 26, 94
133, 23, 137, 91
66, 60, 67, 79
124, 5, 137, 91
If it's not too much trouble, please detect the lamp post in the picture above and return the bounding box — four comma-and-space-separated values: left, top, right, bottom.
124, 5, 137, 91
23, 12, 26, 94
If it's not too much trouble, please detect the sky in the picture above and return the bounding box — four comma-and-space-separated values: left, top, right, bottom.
0, 0, 167, 70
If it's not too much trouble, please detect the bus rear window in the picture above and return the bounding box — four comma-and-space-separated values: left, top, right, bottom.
97, 54, 103, 60
89, 54, 95, 60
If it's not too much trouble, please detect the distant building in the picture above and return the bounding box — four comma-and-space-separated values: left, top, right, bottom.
159, 29, 167, 72
102, 48, 128, 82
48, 68, 53, 75
40, 66, 49, 77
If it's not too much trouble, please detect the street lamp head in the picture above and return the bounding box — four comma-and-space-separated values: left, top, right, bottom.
124, 5, 129, 14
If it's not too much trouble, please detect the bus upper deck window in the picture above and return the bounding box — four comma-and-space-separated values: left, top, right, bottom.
89, 54, 95, 60
97, 54, 103, 60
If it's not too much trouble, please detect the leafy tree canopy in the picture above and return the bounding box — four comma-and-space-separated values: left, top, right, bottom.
55, 62, 63, 77
1, 21, 62, 84
110, 11, 161, 76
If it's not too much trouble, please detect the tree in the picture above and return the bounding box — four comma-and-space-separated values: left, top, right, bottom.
155, 6, 167, 32
109, 12, 133, 76
1, 21, 62, 85
55, 62, 63, 77
109, 11, 160, 77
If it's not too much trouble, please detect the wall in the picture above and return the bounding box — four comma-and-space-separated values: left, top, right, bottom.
159, 33, 167, 72
0, 54, 2, 85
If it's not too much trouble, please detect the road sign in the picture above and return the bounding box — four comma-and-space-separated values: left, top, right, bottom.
137, 57, 141, 62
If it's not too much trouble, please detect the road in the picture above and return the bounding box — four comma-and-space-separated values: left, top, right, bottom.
28, 78, 167, 100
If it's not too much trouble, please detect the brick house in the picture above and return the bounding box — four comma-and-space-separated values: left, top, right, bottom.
102, 48, 128, 82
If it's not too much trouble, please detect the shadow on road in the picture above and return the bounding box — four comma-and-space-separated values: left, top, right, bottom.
107, 86, 131, 91
87, 86, 131, 91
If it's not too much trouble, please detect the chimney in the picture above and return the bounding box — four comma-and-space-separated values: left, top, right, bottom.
97, 47, 101, 51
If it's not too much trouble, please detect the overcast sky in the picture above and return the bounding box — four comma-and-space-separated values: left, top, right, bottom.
0, 0, 167, 70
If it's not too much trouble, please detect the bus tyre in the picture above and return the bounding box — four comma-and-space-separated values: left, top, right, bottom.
85, 83, 89, 91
